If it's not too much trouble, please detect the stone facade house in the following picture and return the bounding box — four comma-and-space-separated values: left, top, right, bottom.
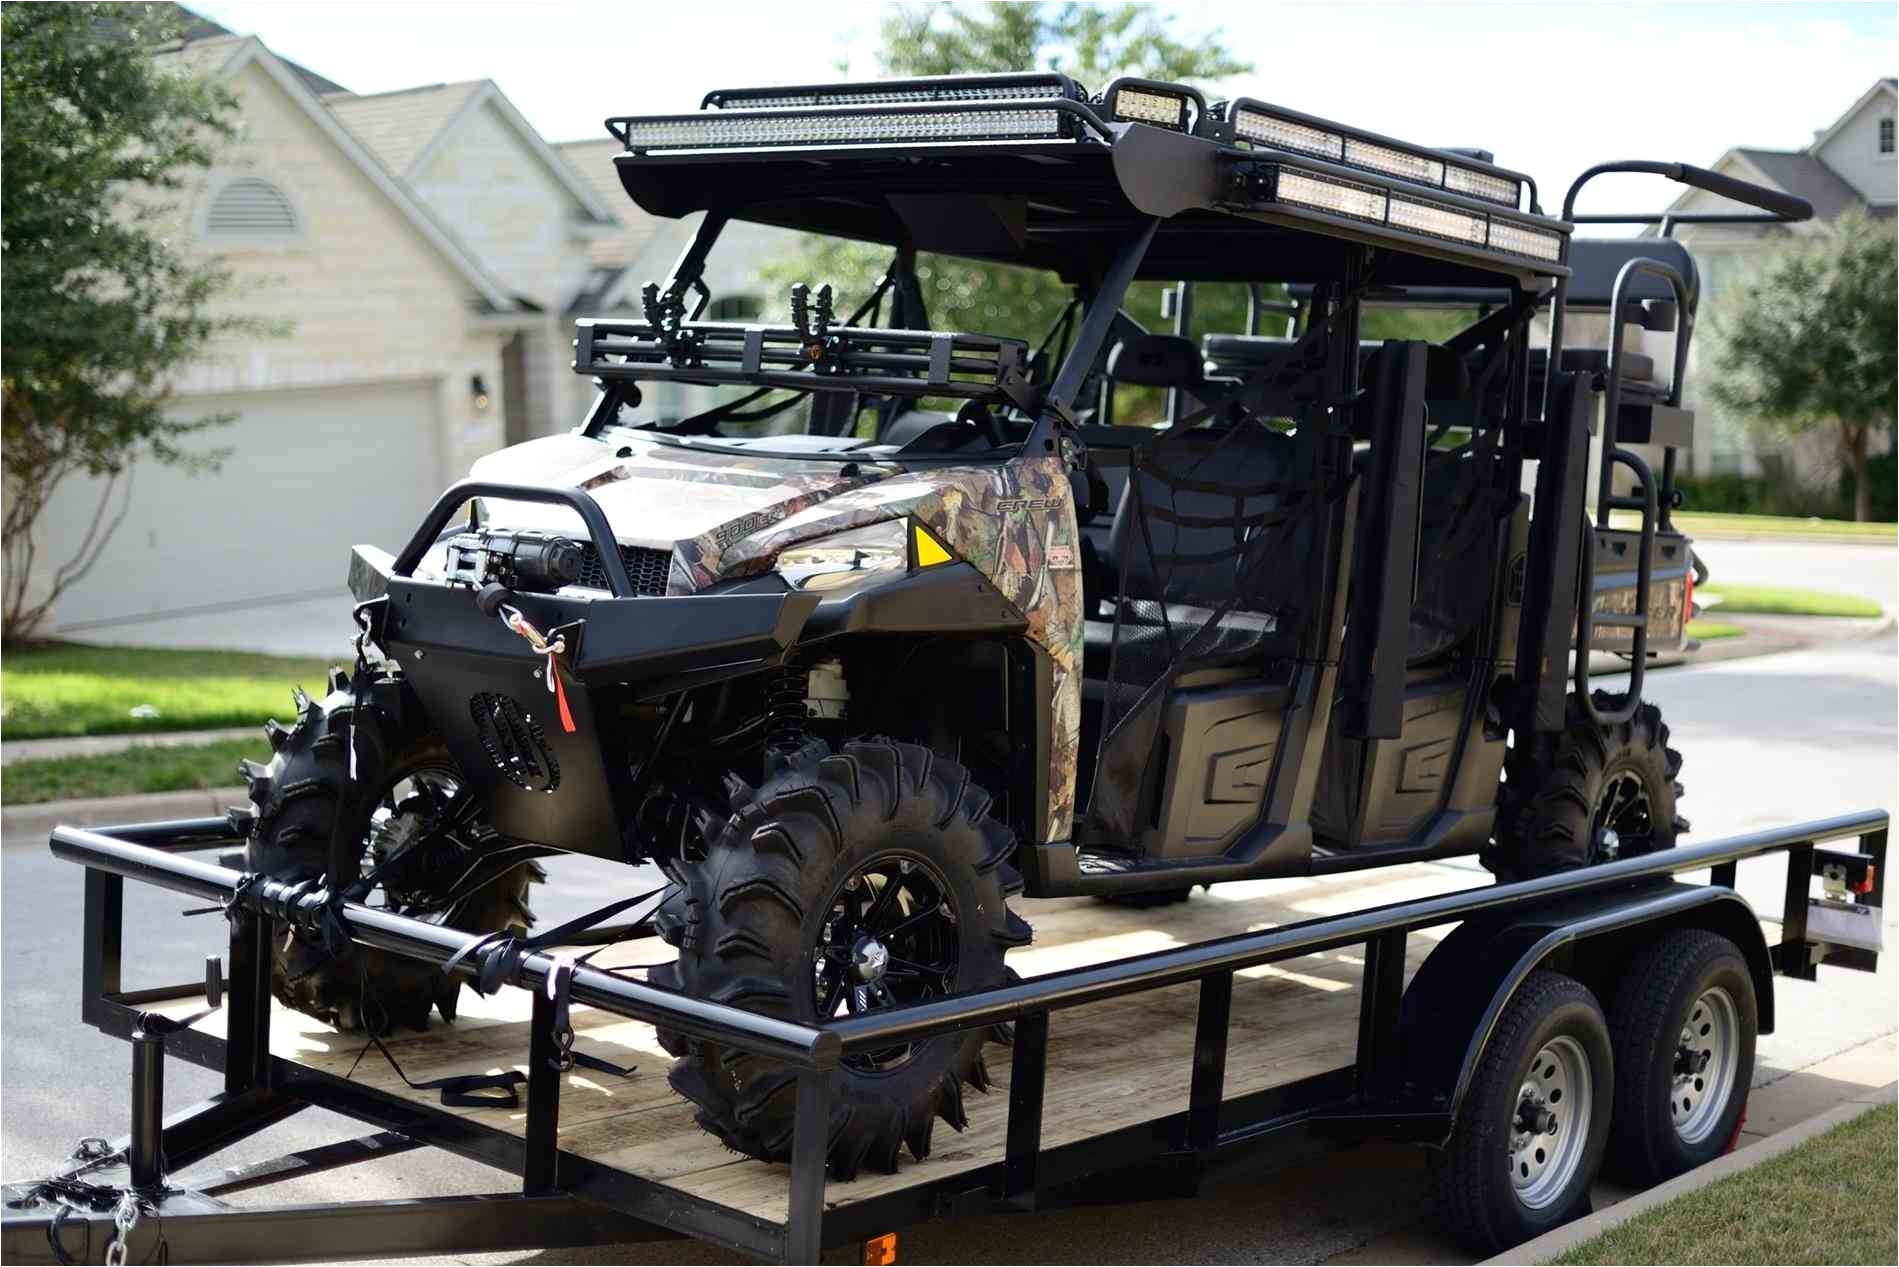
37, 21, 743, 647
1661, 79, 1896, 482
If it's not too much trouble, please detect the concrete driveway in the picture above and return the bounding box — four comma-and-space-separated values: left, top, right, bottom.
3, 638, 1892, 1264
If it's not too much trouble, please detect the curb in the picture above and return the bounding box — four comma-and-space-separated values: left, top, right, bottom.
1, 786, 249, 845
1, 726, 260, 767
1481, 1079, 1899, 1265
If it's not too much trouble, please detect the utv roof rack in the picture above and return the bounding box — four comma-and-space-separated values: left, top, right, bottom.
602, 73, 1573, 288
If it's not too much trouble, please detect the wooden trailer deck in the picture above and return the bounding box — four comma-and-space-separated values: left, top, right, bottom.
155, 861, 1485, 1224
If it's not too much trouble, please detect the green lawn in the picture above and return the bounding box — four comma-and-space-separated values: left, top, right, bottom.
1685, 619, 1745, 641
1, 738, 260, 805
1, 643, 331, 739
1555, 1101, 1897, 1265
1698, 583, 1885, 619
1612, 509, 1899, 542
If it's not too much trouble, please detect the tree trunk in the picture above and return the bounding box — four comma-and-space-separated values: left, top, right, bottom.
1849, 424, 1870, 523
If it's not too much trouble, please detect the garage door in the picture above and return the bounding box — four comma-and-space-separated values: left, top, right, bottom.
43, 381, 442, 629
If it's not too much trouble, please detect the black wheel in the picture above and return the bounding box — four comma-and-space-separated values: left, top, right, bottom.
1489, 691, 1686, 881
1433, 971, 1614, 1254
651, 739, 1030, 1178
242, 670, 540, 1033
1605, 929, 1757, 1185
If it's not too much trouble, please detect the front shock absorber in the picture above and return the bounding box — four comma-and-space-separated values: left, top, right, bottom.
764, 658, 810, 757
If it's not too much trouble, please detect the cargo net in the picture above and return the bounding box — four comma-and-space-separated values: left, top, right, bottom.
1082, 416, 1324, 846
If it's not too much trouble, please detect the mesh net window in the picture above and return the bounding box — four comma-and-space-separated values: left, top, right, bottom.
1082, 415, 1323, 846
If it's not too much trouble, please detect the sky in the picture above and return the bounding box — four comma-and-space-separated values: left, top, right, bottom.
193, 1, 1896, 219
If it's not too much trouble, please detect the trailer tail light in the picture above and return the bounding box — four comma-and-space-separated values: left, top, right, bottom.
863, 1232, 899, 1265
1854, 863, 1877, 896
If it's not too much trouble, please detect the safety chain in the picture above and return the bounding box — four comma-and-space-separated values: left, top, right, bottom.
104, 1192, 143, 1266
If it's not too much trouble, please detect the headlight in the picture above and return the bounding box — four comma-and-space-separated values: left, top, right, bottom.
774, 520, 908, 592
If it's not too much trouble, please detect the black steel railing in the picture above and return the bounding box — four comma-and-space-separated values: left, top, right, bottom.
48, 807, 1890, 1261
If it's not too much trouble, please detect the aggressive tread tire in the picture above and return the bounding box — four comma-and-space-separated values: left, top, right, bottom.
1491, 690, 1685, 881
244, 671, 537, 1033
1604, 929, 1756, 1185
1433, 970, 1614, 1255
652, 739, 1026, 1179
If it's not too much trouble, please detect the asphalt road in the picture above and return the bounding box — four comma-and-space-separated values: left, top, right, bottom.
3, 561, 1893, 1263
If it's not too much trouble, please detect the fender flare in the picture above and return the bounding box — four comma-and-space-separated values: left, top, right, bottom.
1398, 880, 1774, 1141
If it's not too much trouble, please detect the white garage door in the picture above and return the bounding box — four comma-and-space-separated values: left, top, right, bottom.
44, 381, 443, 630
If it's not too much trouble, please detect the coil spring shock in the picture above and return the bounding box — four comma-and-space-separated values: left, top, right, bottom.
764, 658, 810, 756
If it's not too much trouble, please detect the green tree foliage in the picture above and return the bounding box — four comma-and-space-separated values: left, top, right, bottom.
758, 3, 1470, 422
1707, 211, 1897, 521
2, 3, 263, 642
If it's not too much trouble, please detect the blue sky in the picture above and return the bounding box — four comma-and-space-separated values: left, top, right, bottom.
195, 1, 1895, 216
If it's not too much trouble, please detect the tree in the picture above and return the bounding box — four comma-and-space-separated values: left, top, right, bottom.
1706, 211, 1897, 521
2, 3, 263, 643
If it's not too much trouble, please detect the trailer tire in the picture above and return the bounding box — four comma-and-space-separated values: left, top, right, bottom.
1604, 929, 1756, 1185
1433, 970, 1613, 1254
652, 739, 1028, 1179
1491, 691, 1684, 881
243, 673, 539, 1033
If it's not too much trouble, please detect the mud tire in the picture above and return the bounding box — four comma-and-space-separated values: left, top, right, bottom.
652, 739, 1029, 1179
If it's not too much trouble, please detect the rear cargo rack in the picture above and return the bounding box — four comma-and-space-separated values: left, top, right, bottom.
575, 319, 1039, 408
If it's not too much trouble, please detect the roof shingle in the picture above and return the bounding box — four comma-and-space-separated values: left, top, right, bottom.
1734, 148, 1866, 221
556, 138, 661, 269
324, 81, 486, 176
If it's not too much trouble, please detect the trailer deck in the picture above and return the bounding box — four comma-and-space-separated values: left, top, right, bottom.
145, 864, 1470, 1226
5, 810, 1885, 1265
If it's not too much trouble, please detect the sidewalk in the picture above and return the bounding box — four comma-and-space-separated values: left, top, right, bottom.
1, 726, 258, 766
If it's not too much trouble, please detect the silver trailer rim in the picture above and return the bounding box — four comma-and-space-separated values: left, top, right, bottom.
1510, 1035, 1594, 1210
1673, 986, 1740, 1144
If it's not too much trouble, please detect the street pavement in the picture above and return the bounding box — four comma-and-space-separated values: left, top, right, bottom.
2, 579, 1893, 1263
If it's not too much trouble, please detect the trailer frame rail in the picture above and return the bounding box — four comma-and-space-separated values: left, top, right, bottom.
3, 809, 1885, 1264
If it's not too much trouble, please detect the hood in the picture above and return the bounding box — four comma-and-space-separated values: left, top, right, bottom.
468, 432, 897, 580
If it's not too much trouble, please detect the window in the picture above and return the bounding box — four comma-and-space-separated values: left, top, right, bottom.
201, 176, 299, 240
1881, 117, 1895, 155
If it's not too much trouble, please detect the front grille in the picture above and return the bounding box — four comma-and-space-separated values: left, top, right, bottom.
573, 542, 673, 595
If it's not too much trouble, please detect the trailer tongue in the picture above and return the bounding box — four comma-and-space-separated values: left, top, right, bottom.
5, 808, 1884, 1265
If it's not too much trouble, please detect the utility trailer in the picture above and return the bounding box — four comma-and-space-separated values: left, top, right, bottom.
4, 808, 1885, 1264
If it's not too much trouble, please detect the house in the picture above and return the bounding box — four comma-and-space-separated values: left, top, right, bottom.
1660, 79, 1896, 480
37, 15, 776, 648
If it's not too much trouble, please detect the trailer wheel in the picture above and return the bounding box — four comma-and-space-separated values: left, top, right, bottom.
1433, 970, 1613, 1254
1490, 691, 1685, 880
652, 739, 1028, 1179
243, 673, 539, 1033
1604, 929, 1756, 1185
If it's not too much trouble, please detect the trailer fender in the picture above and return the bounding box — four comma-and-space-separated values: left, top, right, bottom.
1398, 881, 1773, 1139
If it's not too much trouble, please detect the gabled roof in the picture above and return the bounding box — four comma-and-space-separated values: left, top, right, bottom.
206, 38, 519, 313
1732, 148, 1865, 221
1808, 77, 1898, 158
326, 81, 618, 225
555, 138, 664, 268
325, 81, 485, 176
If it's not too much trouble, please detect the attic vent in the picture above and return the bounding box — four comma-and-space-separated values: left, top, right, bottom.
204, 177, 299, 238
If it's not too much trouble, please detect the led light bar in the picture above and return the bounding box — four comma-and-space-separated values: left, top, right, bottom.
704, 73, 1083, 110
1111, 87, 1188, 129
1388, 195, 1486, 245
1227, 98, 1524, 210
1485, 218, 1564, 262
615, 106, 1070, 153
1252, 166, 1565, 263
1276, 170, 1388, 223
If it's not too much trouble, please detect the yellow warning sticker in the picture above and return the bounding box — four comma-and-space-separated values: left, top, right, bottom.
912, 522, 952, 568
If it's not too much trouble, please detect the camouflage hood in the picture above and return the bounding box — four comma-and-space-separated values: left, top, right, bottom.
469, 433, 896, 574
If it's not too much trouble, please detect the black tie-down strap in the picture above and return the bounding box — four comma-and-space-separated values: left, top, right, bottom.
341, 884, 672, 1109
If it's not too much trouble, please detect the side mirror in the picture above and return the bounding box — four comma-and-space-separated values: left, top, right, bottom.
1107, 334, 1202, 388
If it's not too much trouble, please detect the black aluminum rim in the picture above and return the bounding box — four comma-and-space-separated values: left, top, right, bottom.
1593, 768, 1654, 858
813, 852, 961, 1073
